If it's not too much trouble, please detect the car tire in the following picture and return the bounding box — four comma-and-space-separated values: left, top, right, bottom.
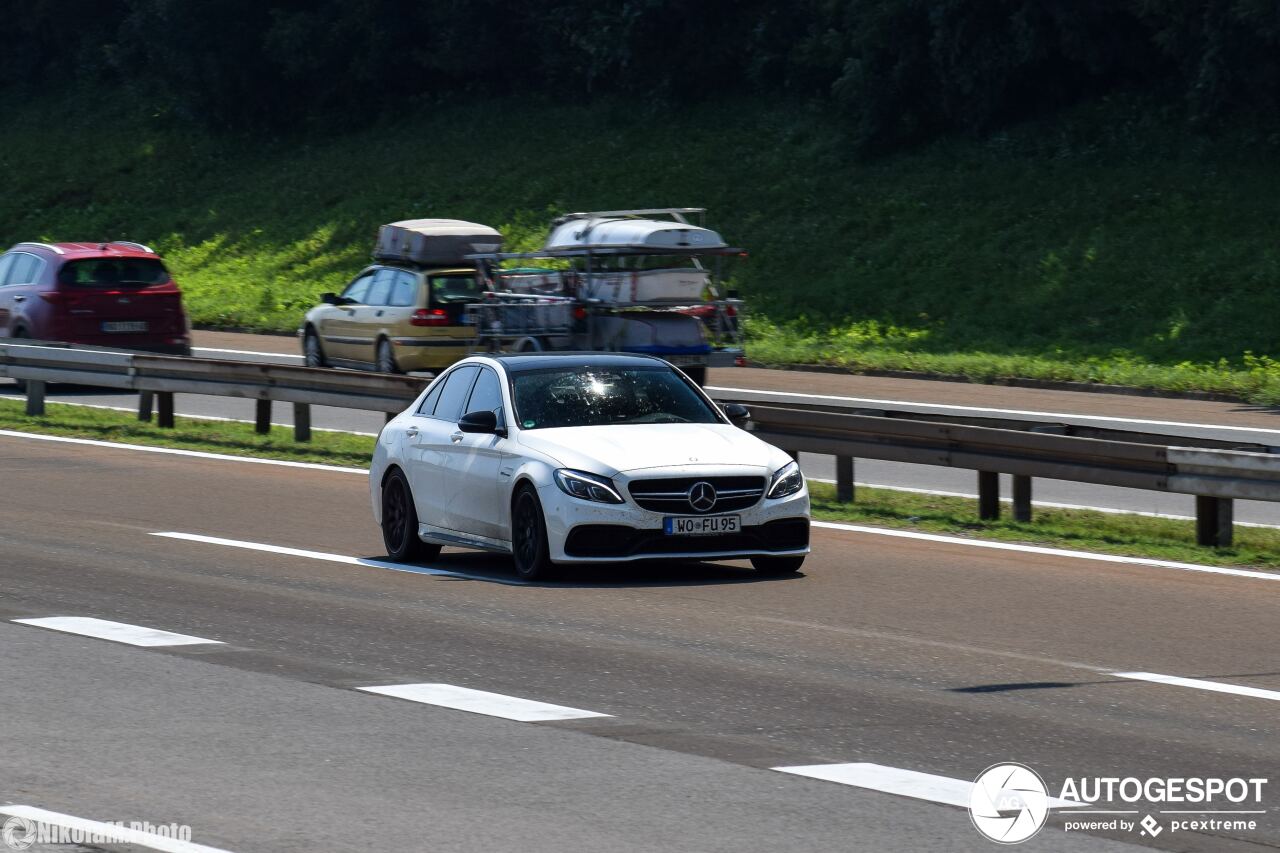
684, 366, 707, 386
511, 485, 554, 581
376, 338, 400, 374
303, 328, 327, 368
749, 555, 805, 575
381, 469, 440, 562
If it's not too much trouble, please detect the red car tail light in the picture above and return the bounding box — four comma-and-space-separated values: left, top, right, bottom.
410, 308, 450, 327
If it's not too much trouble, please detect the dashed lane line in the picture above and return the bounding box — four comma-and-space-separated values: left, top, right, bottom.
357, 683, 610, 722
11, 616, 222, 647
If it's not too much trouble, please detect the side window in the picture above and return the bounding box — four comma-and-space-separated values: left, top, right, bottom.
342, 273, 374, 304
431, 364, 479, 423
416, 378, 445, 416
0, 254, 15, 286
388, 270, 418, 307
366, 268, 396, 306
7, 253, 38, 285
464, 367, 504, 422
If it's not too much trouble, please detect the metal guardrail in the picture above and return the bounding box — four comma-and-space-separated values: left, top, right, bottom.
703, 396, 1280, 548
2, 340, 1275, 548
0, 342, 428, 440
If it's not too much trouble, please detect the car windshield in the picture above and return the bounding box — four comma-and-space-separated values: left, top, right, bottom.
430, 273, 482, 303
511, 366, 721, 430
58, 258, 169, 287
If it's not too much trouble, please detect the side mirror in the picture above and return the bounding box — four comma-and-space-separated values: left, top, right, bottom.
722, 402, 750, 424
458, 410, 505, 436
321, 292, 341, 305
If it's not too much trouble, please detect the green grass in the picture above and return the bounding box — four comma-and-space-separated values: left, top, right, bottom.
1, 399, 1273, 571
3, 89, 1280, 399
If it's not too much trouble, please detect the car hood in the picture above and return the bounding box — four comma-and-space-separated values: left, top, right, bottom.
515, 423, 788, 476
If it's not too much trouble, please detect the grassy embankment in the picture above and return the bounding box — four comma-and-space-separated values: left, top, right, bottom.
3, 399, 1276, 571
3, 90, 1280, 400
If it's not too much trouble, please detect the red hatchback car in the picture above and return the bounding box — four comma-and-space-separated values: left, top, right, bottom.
0, 241, 191, 355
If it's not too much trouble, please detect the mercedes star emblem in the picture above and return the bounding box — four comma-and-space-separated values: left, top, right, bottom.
687, 481, 717, 512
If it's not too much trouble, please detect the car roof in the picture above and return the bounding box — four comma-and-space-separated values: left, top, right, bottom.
480, 352, 670, 374
8, 242, 159, 259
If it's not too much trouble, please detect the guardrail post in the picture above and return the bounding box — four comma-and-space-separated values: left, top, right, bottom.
157, 392, 174, 428
1195, 496, 1233, 547
255, 399, 271, 434
1011, 475, 1032, 522
293, 403, 311, 442
835, 455, 855, 503
977, 471, 1000, 520
138, 391, 154, 422
25, 380, 46, 416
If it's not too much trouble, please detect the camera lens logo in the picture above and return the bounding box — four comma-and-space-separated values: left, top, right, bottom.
969, 763, 1051, 844
2, 816, 36, 851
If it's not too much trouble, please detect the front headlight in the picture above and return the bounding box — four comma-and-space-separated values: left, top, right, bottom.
766, 460, 803, 499
554, 469, 625, 504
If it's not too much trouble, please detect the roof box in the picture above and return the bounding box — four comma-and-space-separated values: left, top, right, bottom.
374, 219, 503, 265
543, 217, 727, 253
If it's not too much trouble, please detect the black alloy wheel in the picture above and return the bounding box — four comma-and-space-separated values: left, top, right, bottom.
381, 469, 440, 561
511, 486, 553, 580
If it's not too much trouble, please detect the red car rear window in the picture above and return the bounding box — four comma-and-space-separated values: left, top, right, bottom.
58, 258, 170, 287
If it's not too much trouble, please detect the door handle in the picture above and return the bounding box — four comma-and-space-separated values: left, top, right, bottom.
405, 426, 419, 438
375, 310, 384, 317
12, 296, 25, 303
450, 431, 464, 443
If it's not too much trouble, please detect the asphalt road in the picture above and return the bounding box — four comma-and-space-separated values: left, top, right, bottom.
4, 329, 1279, 526
2, 432, 1277, 851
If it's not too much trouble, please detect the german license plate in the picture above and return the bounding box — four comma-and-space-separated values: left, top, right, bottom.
102, 321, 147, 333
664, 514, 740, 536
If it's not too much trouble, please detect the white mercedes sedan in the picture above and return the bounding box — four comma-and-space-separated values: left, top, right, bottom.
370, 353, 810, 580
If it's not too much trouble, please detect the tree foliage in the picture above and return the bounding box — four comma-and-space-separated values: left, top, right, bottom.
3, 0, 1279, 145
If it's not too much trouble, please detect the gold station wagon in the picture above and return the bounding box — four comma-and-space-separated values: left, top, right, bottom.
299, 263, 482, 373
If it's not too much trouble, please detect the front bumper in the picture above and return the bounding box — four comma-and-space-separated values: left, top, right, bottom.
537, 479, 810, 564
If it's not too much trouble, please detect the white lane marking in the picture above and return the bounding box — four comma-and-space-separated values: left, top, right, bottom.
0, 805, 233, 853
708, 385, 1280, 438
11, 616, 222, 647
35, 400, 379, 436
811, 520, 1280, 581
772, 763, 1080, 809
151, 531, 526, 586
806, 478, 1280, 530
1113, 671, 1280, 702
357, 683, 609, 722
192, 346, 303, 360
0, 429, 366, 473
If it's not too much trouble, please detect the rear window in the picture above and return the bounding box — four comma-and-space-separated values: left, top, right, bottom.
429, 274, 482, 304
58, 258, 169, 287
